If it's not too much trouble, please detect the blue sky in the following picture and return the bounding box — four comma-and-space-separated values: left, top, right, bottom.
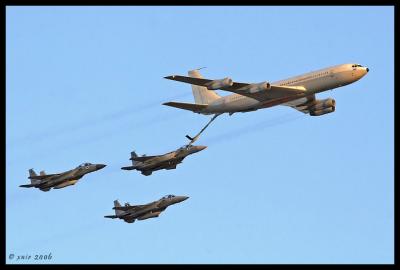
6, 6, 394, 264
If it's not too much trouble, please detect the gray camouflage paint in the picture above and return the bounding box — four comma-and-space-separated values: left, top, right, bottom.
104, 195, 189, 223
19, 163, 106, 191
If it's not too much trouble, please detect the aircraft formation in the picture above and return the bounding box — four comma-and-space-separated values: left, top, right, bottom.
20, 63, 369, 223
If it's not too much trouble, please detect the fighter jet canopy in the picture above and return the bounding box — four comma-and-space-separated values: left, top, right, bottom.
178, 145, 193, 151
162, 195, 176, 199
78, 162, 92, 168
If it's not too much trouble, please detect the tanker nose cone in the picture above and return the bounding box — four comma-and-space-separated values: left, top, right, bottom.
96, 164, 107, 170
366, 67, 369, 72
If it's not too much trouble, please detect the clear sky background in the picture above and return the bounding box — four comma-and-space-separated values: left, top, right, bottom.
6, 6, 394, 264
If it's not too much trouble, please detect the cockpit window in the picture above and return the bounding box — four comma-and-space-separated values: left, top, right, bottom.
352, 64, 363, 68
78, 162, 92, 167
179, 145, 192, 151
162, 195, 175, 199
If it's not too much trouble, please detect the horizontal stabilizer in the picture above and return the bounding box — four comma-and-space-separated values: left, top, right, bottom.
121, 166, 135, 170
19, 184, 35, 188
113, 205, 138, 211
104, 215, 118, 219
29, 173, 58, 180
130, 155, 158, 162
163, 102, 207, 113
165, 75, 214, 86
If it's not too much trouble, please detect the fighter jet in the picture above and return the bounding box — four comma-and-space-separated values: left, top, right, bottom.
163, 63, 369, 116
104, 195, 189, 223
19, 163, 107, 191
121, 144, 206, 176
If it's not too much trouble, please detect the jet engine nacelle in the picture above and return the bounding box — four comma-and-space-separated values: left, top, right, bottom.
246, 82, 271, 93
205, 77, 233, 90
137, 211, 161, 220
53, 180, 78, 189
310, 106, 335, 116
311, 98, 336, 111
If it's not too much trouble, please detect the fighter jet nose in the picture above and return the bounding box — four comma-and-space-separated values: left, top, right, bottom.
96, 164, 107, 170
176, 196, 189, 203
198, 146, 207, 151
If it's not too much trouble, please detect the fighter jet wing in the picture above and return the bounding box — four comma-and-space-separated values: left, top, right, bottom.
113, 204, 147, 211
130, 155, 159, 162
28, 173, 61, 180
164, 75, 306, 102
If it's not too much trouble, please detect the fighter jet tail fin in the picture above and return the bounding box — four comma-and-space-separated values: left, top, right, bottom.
188, 69, 221, 105
40, 170, 46, 176
114, 200, 125, 215
130, 151, 138, 165
28, 169, 41, 184
29, 169, 37, 177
